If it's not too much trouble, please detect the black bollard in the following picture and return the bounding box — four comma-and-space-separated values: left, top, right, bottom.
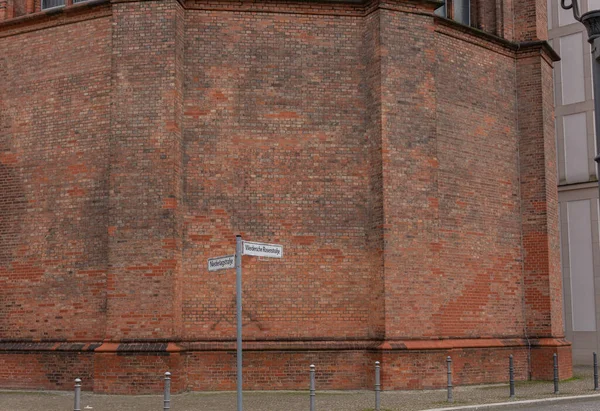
595, 352, 599, 391
163, 372, 171, 411
447, 356, 453, 403
375, 361, 381, 411
509, 355, 515, 399
310, 364, 316, 411
73, 378, 81, 411
553, 353, 559, 395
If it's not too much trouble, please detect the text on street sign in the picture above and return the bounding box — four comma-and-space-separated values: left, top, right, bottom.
242, 241, 283, 258
208, 254, 236, 271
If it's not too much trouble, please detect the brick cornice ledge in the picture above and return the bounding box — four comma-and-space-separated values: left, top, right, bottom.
376, 337, 571, 350
516, 40, 561, 64
0, 338, 571, 353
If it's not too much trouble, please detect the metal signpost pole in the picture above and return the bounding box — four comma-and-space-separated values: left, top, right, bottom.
236, 235, 243, 411
208, 237, 282, 411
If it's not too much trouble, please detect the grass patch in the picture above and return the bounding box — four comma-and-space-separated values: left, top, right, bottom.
477, 384, 510, 391
516, 376, 582, 385
515, 379, 552, 386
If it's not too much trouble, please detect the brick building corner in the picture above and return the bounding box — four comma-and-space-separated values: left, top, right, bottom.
0, 0, 571, 393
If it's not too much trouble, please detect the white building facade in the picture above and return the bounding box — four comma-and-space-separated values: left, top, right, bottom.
549, 0, 600, 364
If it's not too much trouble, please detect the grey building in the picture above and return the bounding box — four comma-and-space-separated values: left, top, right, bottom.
549, 0, 600, 364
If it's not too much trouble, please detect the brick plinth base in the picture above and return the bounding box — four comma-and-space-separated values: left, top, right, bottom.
0, 338, 571, 393
529, 341, 573, 380
378, 339, 572, 389
0, 349, 95, 391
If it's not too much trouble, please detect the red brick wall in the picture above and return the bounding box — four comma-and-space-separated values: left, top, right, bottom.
182, 6, 374, 341
11, 0, 24, 18
517, 46, 564, 338
377, 4, 440, 339
94, 351, 184, 394
513, 0, 548, 41
530, 343, 572, 380
0, 16, 112, 342
381, 348, 530, 389
106, 0, 184, 341
187, 350, 371, 390
364, 8, 386, 339
0, 0, 569, 393
471, 0, 490, 33
0, 347, 95, 390
434, 27, 523, 338
0, 342, 571, 392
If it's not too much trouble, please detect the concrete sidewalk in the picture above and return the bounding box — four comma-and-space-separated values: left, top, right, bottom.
1, 366, 598, 411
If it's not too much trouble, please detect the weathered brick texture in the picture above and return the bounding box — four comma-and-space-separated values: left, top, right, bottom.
517, 46, 563, 338
0, 349, 95, 390
0, 16, 112, 342
107, 0, 184, 341
0, 0, 569, 393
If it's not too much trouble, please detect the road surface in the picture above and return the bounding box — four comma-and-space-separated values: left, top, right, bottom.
505, 398, 600, 410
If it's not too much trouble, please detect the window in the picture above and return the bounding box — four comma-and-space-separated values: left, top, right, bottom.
435, 0, 471, 26
453, 0, 470, 25
434, 2, 447, 18
41, 0, 88, 10
42, 0, 64, 9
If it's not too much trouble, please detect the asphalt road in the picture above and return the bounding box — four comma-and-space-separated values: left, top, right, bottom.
505, 398, 600, 410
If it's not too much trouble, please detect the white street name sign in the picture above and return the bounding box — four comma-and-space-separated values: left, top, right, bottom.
242, 241, 283, 258
207, 254, 236, 271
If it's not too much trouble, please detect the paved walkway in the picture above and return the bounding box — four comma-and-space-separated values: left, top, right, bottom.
1, 366, 598, 411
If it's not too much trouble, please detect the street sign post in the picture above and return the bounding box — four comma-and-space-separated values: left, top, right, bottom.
207, 255, 235, 272
235, 236, 243, 411
207, 236, 283, 411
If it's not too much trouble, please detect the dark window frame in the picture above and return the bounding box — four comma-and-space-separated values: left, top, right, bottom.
435, 0, 471, 26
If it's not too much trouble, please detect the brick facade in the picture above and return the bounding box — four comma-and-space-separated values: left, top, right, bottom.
0, 0, 570, 393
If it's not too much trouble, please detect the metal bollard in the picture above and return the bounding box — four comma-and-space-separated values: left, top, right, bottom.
594, 352, 599, 391
509, 355, 515, 399
310, 365, 316, 411
553, 353, 559, 395
73, 378, 81, 411
447, 356, 453, 403
375, 361, 381, 411
164, 372, 171, 411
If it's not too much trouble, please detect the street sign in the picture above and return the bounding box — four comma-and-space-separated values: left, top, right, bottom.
207, 254, 236, 271
242, 241, 283, 258
208, 236, 284, 411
